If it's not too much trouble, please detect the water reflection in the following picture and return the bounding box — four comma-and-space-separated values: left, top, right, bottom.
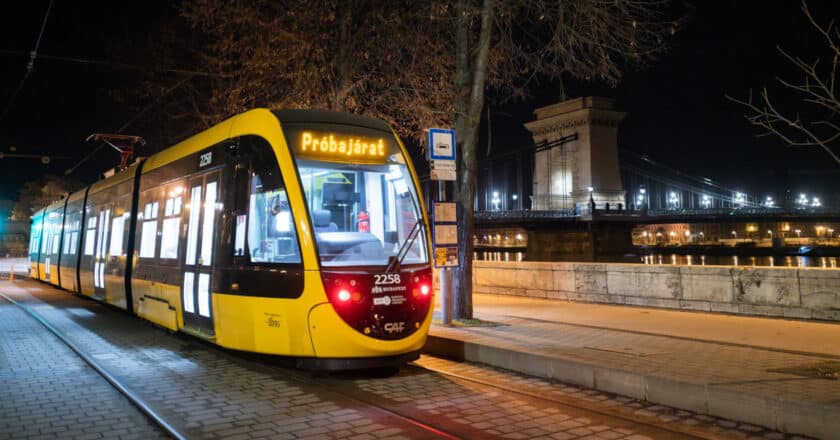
639, 254, 837, 268
474, 251, 839, 267
473, 251, 525, 262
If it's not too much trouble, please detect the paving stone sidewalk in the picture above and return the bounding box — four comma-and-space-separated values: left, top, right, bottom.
425, 294, 840, 439
0, 294, 167, 440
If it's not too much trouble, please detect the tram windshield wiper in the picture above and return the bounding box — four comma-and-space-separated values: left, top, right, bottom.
385, 220, 422, 273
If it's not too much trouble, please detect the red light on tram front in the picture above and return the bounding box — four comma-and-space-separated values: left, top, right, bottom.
420, 284, 430, 296
337, 289, 351, 302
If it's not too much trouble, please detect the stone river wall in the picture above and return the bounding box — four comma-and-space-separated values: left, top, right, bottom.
473, 261, 840, 321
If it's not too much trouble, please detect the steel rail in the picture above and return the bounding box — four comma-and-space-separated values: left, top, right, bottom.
409, 359, 713, 440
0, 291, 185, 440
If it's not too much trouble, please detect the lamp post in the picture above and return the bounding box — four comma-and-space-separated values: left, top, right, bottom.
701, 194, 711, 209
491, 191, 501, 211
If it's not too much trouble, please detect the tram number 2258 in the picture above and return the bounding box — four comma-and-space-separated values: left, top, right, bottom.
374, 274, 401, 285
199, 151, 213, 168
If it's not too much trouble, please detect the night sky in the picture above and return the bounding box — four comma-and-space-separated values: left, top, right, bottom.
2, 1, 839, 204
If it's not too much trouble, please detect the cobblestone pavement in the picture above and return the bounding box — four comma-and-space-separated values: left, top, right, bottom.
1, 280, 813, 439
0, 295, 167, 440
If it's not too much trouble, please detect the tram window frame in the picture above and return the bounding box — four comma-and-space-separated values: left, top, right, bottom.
109, 213, 127, 257
139, 199, 160, 259
231, 136, 302, 266
159, 183, 185, 260
84, 216, 97, 256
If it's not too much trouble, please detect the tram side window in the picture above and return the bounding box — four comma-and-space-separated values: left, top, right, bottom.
245, 173, 301, 264
159, 192, 183, 259
139, 201, 159, 258
51, 223, 60, 255
63, 225, 72, 255
84, 217, 96, 255
66, 220, 80, 255
109, 214, 126, 257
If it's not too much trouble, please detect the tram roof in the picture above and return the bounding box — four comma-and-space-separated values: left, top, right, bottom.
272, 109, 392, 133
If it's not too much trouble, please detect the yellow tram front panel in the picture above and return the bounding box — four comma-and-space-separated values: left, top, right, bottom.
211, 272, 326, 356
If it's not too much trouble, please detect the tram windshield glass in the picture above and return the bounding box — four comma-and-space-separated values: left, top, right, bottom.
286, 124, 428, 267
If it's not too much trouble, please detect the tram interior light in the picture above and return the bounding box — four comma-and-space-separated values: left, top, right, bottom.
275, 210, 291, 232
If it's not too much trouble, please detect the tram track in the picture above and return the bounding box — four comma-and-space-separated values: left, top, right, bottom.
0, 290, 183, 440
406, 361, 718, 440
1, 283, 776, 440
0, 286, 463, 440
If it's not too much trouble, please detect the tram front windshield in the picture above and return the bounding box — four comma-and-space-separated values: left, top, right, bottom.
287, 125, 428, 267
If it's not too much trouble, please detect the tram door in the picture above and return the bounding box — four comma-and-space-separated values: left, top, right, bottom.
93, 205, 112, 300
181, 171, 220, 335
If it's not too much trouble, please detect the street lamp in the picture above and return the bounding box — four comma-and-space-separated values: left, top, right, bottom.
797, 193, 808, 208
668, 191, 679, 209
701, 194, 711, 209
491, 191, 501, 211
795, 229, 801, 238
812, 197, 821, 207
734, 192, 745, 208
764, 196, 775, 208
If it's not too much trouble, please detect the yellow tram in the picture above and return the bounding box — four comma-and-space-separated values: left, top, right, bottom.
28, 109, 433, 369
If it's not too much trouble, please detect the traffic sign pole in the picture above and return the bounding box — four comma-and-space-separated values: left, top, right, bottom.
429, 128, 456, 326
438, 181, 452, 325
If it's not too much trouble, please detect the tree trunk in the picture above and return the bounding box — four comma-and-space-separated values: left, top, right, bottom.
451, 0, 494, 320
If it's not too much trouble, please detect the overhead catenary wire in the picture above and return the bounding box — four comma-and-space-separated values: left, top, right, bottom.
0, 0, 54, 124
0, 49, 227, 78
64, 74, 195, 176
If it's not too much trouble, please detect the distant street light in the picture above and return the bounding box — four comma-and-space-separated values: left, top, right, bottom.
797, 193, 808, 208
812, 197, 821, 207
795, 229, 801, 237
734, 192, 745, 208
764, 196, 775, 208
668, 191, 679, 209
491, 191, 501, 211
701, 194, 711, 209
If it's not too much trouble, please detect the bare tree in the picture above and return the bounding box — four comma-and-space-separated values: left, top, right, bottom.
135, 0, 679, 320
175, 0, 455, 142
728, 1, 840, 166
12, 175, 83, 220
448, 0, 681, 318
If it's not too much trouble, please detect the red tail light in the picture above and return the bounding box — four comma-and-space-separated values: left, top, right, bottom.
337, 289, 351, 302
322, 267, 433, 340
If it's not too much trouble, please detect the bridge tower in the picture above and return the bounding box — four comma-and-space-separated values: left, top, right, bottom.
525, 97, 626, 211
